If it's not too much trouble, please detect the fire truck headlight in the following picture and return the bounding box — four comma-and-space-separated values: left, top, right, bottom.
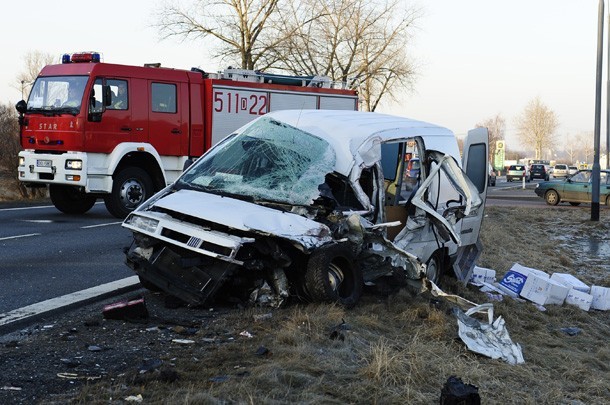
65, 160, 83, 170
125, 214, 159, 234
18, 157, 25, 166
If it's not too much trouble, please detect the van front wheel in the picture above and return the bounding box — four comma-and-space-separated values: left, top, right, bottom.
304, 244, 363, 307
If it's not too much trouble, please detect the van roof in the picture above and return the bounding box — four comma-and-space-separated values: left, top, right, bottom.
262, 110, 460, 176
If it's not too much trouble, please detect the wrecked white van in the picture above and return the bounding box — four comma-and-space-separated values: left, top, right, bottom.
122, 110, 489, 307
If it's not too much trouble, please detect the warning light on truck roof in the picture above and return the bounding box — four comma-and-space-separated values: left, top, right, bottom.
62, 52, 101, 64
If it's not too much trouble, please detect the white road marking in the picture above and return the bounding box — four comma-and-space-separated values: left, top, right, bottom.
19, 219, 54, 223
0, 205, 55, 212
0, 276, 140, 328
0, 233, 41, 241
81, 221, 122, 229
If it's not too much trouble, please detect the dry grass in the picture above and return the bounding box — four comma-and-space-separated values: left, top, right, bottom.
2, 206, 609, 404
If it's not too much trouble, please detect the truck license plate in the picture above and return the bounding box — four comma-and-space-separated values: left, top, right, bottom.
36, 159, 52, 168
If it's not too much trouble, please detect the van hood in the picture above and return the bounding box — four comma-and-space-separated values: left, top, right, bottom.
152, 189, 333, 248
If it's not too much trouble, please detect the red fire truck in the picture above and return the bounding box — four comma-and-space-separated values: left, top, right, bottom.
16, 52, 358, 218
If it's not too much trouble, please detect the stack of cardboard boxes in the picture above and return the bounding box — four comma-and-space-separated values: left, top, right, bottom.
472, 263, 610, 311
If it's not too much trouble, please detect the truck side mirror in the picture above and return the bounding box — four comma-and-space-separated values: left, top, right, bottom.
15, 100, 27, 114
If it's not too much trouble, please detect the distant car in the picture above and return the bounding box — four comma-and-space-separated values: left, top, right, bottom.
553, 164, 569, 178
534, 169, 610, 206
529, 164, 549, 181
568, 166, 578, 176
488, 164, 496, 186
506, 165, 530, 182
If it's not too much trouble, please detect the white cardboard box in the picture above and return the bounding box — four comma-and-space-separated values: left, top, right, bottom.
470, 266, 496, 284
565, 288, 593, 311
520, 273, 569, 306
498, 263, 549, 297
550, 273, 590, 293
590, 286, 610, 310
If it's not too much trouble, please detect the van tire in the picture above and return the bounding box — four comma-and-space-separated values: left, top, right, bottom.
304, 244, 363, 307
105, 167, 154, 218
426, 252, 444, 286
49, 184, 96, 214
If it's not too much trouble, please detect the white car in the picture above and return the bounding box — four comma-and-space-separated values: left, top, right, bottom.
568, 166, 578, 176
553, 164, 569, 178
123, 110, 488, 307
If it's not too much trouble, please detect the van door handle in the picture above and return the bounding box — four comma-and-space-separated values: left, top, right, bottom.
120, 126, 132, 132
171, 128, 181, 134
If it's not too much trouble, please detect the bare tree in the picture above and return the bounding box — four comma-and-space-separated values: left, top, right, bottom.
575, 132, 594, 164
156, 0, 284, 70
515, 97, 559, 159
156, 0, 420, 111
269, 0, 420, 111
563, 133, 579, 164
14, 50, 55, 100
0, 103, 19, 172
0, 103, 38, 198
475, 114, 505, 161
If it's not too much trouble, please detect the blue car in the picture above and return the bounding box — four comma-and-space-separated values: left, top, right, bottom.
534, 170, 610, 206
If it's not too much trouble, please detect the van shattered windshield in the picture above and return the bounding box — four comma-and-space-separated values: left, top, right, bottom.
177, 117, 336, 206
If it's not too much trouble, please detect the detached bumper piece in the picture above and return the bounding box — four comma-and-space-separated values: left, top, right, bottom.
126, 244, 238, 306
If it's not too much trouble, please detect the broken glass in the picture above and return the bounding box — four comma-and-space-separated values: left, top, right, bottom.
179, 117, 336, 206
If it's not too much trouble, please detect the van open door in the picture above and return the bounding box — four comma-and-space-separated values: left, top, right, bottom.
452, 127, 489, 283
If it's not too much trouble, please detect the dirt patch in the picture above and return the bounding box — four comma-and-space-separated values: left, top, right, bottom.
1, 206, 609, 404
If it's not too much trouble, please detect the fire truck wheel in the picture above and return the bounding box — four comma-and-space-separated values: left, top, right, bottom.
304, 243, 363, 308
105, 167, 154, 218
49, 185, 97, 214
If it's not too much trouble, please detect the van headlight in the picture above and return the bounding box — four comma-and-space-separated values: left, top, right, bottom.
125, 214, 159, 233
18, 156, 25, 166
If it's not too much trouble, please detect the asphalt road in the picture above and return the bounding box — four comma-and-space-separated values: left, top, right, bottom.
0, 201, 133, 314
0, 177, 596, 318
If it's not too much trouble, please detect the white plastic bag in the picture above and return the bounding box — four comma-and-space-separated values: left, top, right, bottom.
455, 303, 524, 365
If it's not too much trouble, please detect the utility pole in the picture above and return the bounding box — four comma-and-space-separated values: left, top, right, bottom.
606, 5, 610, 170
592, 0, 604, 221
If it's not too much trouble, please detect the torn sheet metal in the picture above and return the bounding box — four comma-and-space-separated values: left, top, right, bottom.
454, 303, 524, 365
427, 279, 478, 310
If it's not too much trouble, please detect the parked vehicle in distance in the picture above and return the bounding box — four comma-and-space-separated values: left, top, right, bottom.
568, 166, 578, 176
534, 169, 610, 206
488, 164, 496, 186
123, 110, 489, 307
529, 164, 550, 181
552, 164, 569, 178
506, 165, 529, 182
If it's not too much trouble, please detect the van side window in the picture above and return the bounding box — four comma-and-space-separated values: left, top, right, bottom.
152, 83, 177, 113
107, 79, 128, 110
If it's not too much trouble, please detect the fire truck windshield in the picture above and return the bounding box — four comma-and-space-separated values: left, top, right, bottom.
27, 75, 88, 114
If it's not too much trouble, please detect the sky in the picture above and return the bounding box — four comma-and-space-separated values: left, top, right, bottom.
0, 0, 604, 152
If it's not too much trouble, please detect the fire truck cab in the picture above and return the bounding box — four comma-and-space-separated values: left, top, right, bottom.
16, 52, 358, 218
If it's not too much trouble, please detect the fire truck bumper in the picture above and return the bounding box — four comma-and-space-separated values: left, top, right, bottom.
18, 151, 88, 187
